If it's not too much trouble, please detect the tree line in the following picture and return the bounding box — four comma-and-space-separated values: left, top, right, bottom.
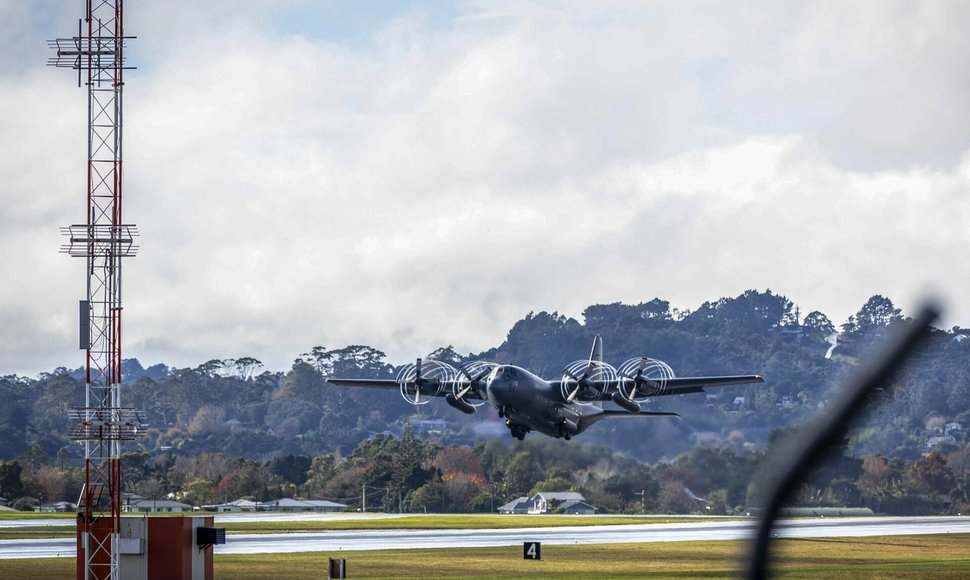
1, 290, 968, 514
1, 425, 965, 515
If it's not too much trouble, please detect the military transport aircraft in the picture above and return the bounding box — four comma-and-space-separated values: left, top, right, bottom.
327, 336, 763, 440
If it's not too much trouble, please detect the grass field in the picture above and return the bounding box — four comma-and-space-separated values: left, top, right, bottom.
1, 535, 968, 579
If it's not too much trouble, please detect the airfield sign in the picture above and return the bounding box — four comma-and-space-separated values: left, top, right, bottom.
523, 541, 541, 560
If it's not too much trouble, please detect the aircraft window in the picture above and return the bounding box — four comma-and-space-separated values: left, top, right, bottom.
487, 367, 500, 383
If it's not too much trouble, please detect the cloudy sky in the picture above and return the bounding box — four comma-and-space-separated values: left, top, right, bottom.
2, 1, 969, 376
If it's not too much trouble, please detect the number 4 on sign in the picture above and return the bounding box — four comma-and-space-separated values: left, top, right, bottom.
523, 541, 541, 560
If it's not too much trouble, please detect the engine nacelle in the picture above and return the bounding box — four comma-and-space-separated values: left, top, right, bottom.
617, 357, 675, 401
557, 417, 580, 438
559, 360, 617, 402
611, 391, 641, 413
396, 360, 457, 405
445, 393, 476, 414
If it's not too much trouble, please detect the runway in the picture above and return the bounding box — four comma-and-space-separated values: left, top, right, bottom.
1, 516, 968, 559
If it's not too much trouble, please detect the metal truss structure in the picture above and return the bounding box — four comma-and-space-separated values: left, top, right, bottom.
49, 2, 144, 579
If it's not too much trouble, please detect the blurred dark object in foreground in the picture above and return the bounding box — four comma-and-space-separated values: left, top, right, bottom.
746, 302, 941, 580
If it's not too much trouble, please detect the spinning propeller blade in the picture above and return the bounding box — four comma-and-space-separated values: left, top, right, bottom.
453, 364, 492, 402
563, 369, 584, 402
563, 336, 609, 403
414, 358, 422, 404
614, 356, 651, 412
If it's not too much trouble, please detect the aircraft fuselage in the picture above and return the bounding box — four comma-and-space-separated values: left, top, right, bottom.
485, 364, 602, 440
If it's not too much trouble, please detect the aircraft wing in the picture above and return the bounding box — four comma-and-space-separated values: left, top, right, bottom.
598, 409, 680, 417
326, 378, 399, 389
555, 374, 763, 401
641, 374, 764, 396
326, 377, 486, 401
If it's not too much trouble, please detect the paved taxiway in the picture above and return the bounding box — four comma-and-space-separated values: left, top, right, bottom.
1, 516, 968, 559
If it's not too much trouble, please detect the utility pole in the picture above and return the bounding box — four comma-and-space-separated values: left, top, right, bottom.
635, 490, 646, 514
361, 484, 366, 513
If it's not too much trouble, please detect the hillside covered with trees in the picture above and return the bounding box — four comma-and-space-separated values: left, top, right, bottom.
1, 290, 968, 515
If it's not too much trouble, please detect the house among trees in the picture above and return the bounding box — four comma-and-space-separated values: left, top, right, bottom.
125, 498, 194, 513
300, 500, 349, 512
200, 498, 259, 512
412, 419, 448, 435
926, 435, 957, 449
498, 492, 597, 515
258, 498, 348, 512
529, 492, 597, 514
497, 496, 531, 514
38, 501, 77, 513
201, 498, 347, 513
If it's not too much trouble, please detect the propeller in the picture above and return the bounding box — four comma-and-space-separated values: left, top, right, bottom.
414, 359, 425, 405
397, 358, 456, 405
565, 335, 601, 402
454, 363, 493, 401
560, 359, 617, 403
613, 356, 649, 413
563, 361, 595, 403
615, 355, 675, 412
413, 358, 424, 404
445, 361, 496, 414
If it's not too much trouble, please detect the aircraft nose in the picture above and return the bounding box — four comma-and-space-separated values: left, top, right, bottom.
485, 365, 505, 398
487, 365, 502, 384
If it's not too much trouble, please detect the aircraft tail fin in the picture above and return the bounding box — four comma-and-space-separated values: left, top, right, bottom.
590, 335, 603, 365
589, 335, 603, 408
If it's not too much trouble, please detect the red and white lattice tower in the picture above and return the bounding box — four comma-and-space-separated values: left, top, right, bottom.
49, 2, 144, 579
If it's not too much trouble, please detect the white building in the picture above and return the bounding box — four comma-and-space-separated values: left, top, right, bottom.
125, 499, 194, 513
528, 492, 597, 515
37, 501, 76, 513
200, 498, 258, 512
258, 498, 348, 512
497, 496, 530, 514
499, 493, 598, 515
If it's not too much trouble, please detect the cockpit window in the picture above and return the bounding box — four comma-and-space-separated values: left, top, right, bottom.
487, 366, 501, 383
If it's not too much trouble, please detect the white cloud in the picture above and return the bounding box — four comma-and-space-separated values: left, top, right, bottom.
3, 1, 969, 376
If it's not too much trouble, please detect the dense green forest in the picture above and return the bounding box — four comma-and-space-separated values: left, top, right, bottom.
1, 290, 968, 515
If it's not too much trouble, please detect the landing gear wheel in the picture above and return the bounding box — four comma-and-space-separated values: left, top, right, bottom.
508, 423, 529, 440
